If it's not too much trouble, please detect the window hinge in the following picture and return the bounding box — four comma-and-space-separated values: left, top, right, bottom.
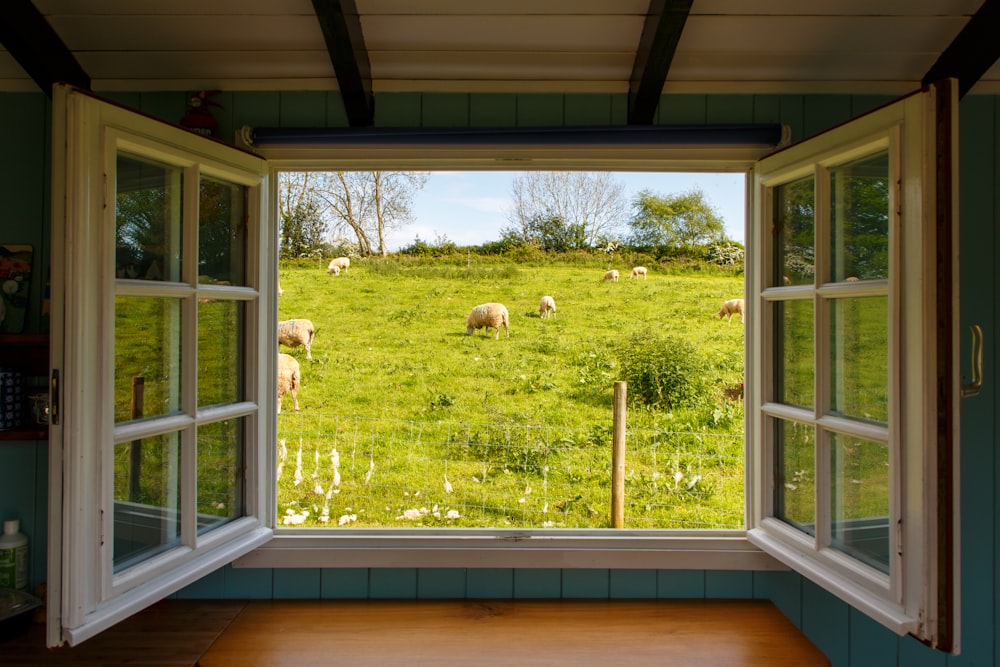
897, 518, 903, 557
49, 369, 59, 425
100, 508, 104, 547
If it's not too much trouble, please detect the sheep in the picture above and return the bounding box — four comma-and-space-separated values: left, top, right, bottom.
717, 298, 745, 323
629, 266, 647, 280
277, 353, 301, 413
278, 318, 315, 360
539, 295, 556, 319
603, 269, 619, 282
327, 256, 350, 274
466, 302, 509, 339
845, 276, 860, 282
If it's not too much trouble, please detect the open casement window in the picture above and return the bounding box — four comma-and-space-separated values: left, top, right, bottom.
747, 80, 959, 650
48, 84, 275, 647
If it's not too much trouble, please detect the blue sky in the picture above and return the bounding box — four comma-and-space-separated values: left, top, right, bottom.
385, 171, 747, 251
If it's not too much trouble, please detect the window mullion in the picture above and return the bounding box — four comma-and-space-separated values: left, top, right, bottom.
181, 165, 200, 548
813, 164, 832, 553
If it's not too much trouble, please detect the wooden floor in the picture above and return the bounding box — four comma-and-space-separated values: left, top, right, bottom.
2, 599, 829, 666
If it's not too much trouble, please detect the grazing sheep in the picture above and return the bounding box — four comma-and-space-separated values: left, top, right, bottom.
277, 353, 301, 413
717, 298, 745, 323
327, 256, 350, 274
603, 269, 619, 282
278, 318, 315, 360
845, 276, 860, 282
539, 295, 556, 319
629, 266, 647, 280
466, 302, 509, 339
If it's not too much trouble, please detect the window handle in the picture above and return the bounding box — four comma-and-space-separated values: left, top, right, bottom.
961, 324, 983, 398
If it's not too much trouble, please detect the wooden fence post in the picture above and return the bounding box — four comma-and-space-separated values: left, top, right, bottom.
129, 375, 144, 502
611, 381, 626, 528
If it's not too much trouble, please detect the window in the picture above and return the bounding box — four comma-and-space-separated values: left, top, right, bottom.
50, 82, 957, 650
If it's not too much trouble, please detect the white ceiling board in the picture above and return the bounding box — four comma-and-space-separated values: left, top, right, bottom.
34, 0, 317, 16
669, 51, 940, 82
370, 52, 634, 82
362, 15, 643, 52
692, 0, 983, 16
77, 51, 335, 82
357, 0, 650, 15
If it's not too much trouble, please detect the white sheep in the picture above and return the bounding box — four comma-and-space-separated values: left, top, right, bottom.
629, 266, 647, 280
278, 318, 315, 360
539, 295, 556, 319
603, 269, 619, 282
466, 302, 509, 339
327, 256, 350, 274
717, 298, 745, 323
277, 353, 301, 413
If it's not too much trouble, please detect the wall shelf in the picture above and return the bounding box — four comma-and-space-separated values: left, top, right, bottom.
0, 333, 49, 440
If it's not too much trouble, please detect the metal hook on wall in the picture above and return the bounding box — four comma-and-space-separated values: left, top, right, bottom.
961, 324, 983, 398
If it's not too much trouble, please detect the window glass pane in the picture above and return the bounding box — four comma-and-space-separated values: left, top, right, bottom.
830, 152, 889, 282
830, 296, 889, 423
198, 300, 244, 407
115, 296, 182, 424
199, 177, 248, 286
197, 418, 245, 534
112, 432, 181, 572
775, 300, 814, 407
774, 176, 815, 287
115, 153, 182, 282
831, 433, 890, 572
775, 419, 815, 535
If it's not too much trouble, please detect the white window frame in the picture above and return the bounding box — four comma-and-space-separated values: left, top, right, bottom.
49, 82, 957, 651
49, 85, 274, 647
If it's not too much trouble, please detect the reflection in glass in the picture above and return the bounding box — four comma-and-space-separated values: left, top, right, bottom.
774, 176, 815, 287
830, 152, 889, 282
831, 297, 888, 423
775, 419, 815, 535
831, 434, 890, 572
199, 177, 248, 286
113, 432, 181, 572
115, 296, 182, 424
197, 418, 245, 534
115, 153, 182, 282
198, 300, 244, 407
775, 300, 814, 408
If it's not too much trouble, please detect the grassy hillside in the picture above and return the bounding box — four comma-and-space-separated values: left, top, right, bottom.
276, 257, 746, 529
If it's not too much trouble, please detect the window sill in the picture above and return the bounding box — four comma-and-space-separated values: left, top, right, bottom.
234, 530, 784, 570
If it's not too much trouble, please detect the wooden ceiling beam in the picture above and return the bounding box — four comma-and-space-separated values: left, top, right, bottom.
628, 0, 693, 125
923, 0, 1000, 97
0, 0, 89, 96
312, 0, 374, 127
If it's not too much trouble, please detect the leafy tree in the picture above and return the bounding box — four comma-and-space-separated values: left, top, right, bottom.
506, 172, 626, 247
628, 188, 727, 249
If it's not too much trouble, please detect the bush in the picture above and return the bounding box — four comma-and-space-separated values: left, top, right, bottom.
616, 333, 710, 410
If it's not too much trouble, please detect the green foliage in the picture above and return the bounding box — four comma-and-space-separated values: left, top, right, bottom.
616, 332, 711, 410
280, 196, 328, 260
500, 214, 588, 251
705, 242, 745, 269
628, 188, 727, 250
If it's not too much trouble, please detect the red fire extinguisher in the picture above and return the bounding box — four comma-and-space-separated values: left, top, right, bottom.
180, 90, 222, 138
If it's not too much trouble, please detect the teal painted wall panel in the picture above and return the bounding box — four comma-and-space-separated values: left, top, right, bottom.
563, 94, 618, 126
321, 568, 368, 599
561, 569, 609, 598
751, 96, 781, 125
223, 564, 274, 599
656, 570, 705, 598
175, 566, 226, 599
705, 570, 752, 598
370, 567, 418, 598
656, 95, 706, 124
469, 94, 518, 127
278, 91, 330, 127
898, 635, 947, 667
231, 92, 282, 132
848, 608, 898, 666
801, 95, 852, 140
513, 569, 561, 598
467, 568, 514, 597
752, 571, 801, 628
705, 95, 756, 124
274, 568, 321, 598
324, 92, 350, 127
421, 93, 471, 127
778, 96, 805, 143
137, 92, 186, 129
418, 568, 467, 598
375, 93, 422, 126
516, 94, 564, 126
609, 569, 657, 598
801, 581, 849, 667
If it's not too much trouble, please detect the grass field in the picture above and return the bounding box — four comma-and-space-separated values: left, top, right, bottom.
275, 257, 747, 529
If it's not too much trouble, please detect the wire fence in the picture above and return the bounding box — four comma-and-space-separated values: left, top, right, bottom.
276, 413, 745, 530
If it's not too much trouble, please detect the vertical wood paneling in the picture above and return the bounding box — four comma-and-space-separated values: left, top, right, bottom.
273, 568, 321, 598
657, 570, 705, 598
751, 96, 781, 125
231, 92, 281, 135
469, 94, 517, 127
848, 608, 899, 666
278, 91, 329, 127
321, 568, 369, 599
223, 564, 273, 599
138, 92, 187, 129
467, 568, 514, 597
175, 566, 226, 598
705, 95, 755, 124
899, 634, 947, 666
705, 571, 752, 598
779, 96, 805, 143
802, 95, 852, 140
324, 92, 349, 127
513, 569, 561, 597
656, 95, 706, 124
515, 94, 564, 126
370, 567, 418, 598
563, 94, 617, 126
562, 569, 609, 598
753, 571, 802, 628
801, 580, 849, 667
418, 568, 467, 598
421, 93, 471, 127
375, 92, 422, 126
609, 569, 657, 598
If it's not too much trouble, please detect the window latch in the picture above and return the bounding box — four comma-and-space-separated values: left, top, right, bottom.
961, 324, 983, 398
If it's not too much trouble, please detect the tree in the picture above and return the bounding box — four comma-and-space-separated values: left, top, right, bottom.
628, 188, 727, 249
278, 172, 331, 259
506, 172, 627, 248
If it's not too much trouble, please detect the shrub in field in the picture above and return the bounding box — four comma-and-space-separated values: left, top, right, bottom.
616, 332, 710, 410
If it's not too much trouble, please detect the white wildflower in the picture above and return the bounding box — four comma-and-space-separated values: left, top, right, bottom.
542, 521, 554, 528
446, 510, 460, 519
338, 514, 357, 526
398, 509, 422, 521
444, 476, 453, 493
313, 482, 324, 495
686, 474, 702, 490
673, 471, 684, 485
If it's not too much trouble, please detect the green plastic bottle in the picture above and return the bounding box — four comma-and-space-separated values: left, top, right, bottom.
0, 518, 28, 590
